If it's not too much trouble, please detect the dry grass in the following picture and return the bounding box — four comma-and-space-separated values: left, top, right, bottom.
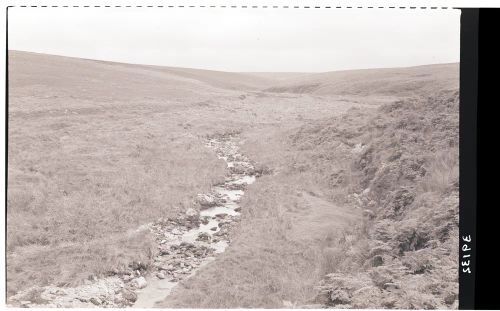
164, 90, 459, 308
8, 51, 459, 307
7, 52, 231, 295
162, 174, 358, 308
421, 148, 459, 193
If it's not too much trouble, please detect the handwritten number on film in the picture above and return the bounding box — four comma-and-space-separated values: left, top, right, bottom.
461, 235, 472, 274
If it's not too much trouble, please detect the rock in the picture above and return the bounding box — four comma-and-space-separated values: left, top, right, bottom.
196, 194, 218, 209
157, 272, 165, 279
130, 261, 147, 271
215, 213, 227, 219
132, 277, 147, 289
234, 207, 242, 212
114, 296, 125, 305
171, 228, 183, 235
122, 289, 137, 302
210, 227, 217, 231
201, 218, 210, 225
90, 297, 101, 306
197, 232, 211, 242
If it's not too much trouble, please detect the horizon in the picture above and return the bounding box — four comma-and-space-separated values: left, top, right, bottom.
8, 8, 460, 72
9, 49, 459, 74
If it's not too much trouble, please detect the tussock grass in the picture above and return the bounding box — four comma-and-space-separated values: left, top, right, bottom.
163, 176, 331, 308
9, 51, 459, 307
164, 90, 459, 308
421, 148, 459, 193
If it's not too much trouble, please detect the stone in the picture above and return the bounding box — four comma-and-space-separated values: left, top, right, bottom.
122, 289, 137, 303
90, 297, 101, 306
234, 207, 242, 212
132, 277, 147, 289
210, 227, 217, 231
157, 272, 165, 279
197, 232, 211, 242
171, 228, 183, 235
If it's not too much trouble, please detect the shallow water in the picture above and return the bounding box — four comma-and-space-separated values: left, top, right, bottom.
133, 137, 256, 308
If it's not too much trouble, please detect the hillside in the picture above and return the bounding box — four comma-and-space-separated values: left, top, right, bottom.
7, 51, 458, 308
159, 88, 459, 308
290, 90, 459, 308
264, 63, 459, 97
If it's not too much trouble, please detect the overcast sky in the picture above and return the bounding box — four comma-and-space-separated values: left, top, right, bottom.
8, 8, 460, 72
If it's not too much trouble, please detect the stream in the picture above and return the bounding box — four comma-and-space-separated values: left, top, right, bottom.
7, 135, 257, 308
133, 136, 256, 307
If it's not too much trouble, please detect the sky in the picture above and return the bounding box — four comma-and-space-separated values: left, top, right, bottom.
8, 8, 460, 72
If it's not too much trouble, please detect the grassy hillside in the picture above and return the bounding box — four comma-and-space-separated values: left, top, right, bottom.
265, 63, 459, 98
7, 51, 230, 295
6, 51, 357, 297
8, 51, 458, 308
162, 89, 458, 308
292, 90, 459, 309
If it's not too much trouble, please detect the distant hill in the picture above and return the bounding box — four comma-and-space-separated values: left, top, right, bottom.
263, 63, 459, 97
9, 51, 458, 99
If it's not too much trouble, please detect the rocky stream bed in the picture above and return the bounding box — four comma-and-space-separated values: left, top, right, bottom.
8, 135, 258, 308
